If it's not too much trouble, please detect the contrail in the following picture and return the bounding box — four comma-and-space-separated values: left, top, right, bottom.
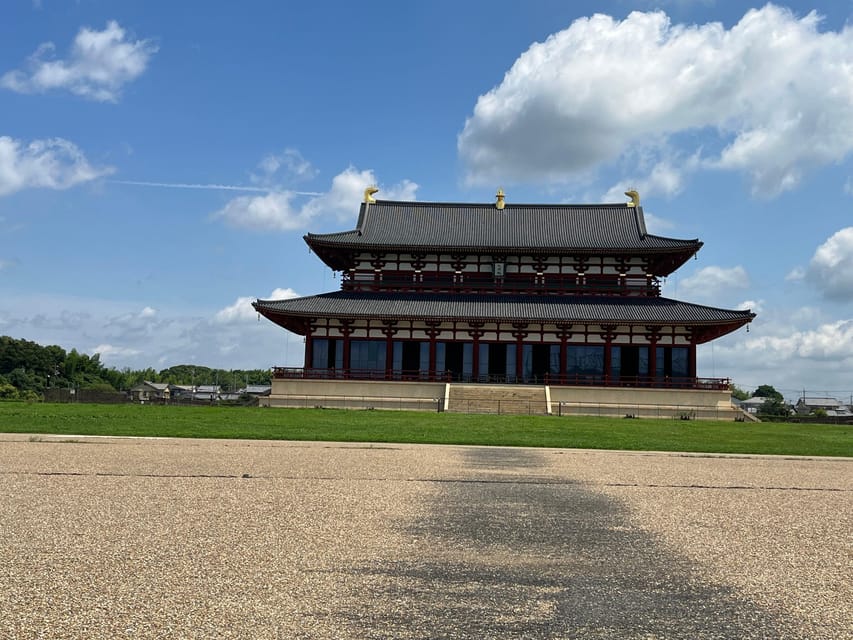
109, 180, 323, 196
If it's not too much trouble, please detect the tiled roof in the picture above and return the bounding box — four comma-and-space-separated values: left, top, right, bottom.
254, 291, 754, 326
305, 200, 701, 253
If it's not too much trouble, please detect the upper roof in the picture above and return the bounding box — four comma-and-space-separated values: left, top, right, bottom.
253, 291, 754, 344
305, 200, 702, 271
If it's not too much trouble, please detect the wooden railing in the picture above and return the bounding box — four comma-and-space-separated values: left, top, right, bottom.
272, 367, 730, 390
272, 367, 452, 382
340, 276, 660, 297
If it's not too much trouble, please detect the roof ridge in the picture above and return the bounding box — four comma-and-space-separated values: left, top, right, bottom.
370, 199, 633, 209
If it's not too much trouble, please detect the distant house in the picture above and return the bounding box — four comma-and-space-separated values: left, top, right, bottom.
240, 385, 271, 397
795, 397, 852, 417
738, 397, 768, 414
130, 381, 170, 403
193, 385, 221, 401
169, 384, 195, 400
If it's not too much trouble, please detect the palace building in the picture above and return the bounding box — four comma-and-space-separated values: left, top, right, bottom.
253, 189, 754, 417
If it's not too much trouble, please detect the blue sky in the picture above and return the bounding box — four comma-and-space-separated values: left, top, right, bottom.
3, 1, 853, 400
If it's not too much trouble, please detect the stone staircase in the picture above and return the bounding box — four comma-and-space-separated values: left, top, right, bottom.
447, 384, 549, 415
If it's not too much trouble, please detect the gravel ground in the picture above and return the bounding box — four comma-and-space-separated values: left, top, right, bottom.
0, 434, 849, 639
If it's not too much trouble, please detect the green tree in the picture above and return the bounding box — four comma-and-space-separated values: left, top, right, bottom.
730, 384, 750, 401
752, 384, 784, 402
757, 397, 790, 418
0, 382, 19, 400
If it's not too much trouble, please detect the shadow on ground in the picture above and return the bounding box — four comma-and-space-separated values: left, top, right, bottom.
341, 447, 796, 639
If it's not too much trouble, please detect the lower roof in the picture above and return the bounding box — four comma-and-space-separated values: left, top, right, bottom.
253, 291, 754, 344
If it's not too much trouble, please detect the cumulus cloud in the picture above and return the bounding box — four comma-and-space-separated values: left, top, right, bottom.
251, 149, 317, 185
0, 293, 305, 370
741, 319, 853, 362
1, 20, 157, 102
459, 5, 853, 197
0, 136, 114, 196
736, 299, 764, 315
215, 287, 299, 324
602, 160, 689, 202
799, 227, 853, 300
696, 302, 853, 397
676, 265, 749, 301
213, 165, 418, 231
92, 343, 141, 359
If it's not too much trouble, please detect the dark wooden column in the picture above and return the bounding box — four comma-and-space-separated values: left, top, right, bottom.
556, 323, 573, 383
511, 323, 529, 381
303, 321, 316, 370
573, 258, 588, 293
687, 328, 698, 381
468, 322, 486, 382
532, 256, 548, 288
339, 319, 354, 375
425, 320, 442, 380
381, 320, 398, 378
601, 325, 617, 384
645, 326, 661, 385
450, 253, 467, 286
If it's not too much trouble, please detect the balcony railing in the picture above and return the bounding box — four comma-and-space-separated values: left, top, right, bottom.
273, 367, 452, 382
340, 275, 660, 297
272, 367, 730, 391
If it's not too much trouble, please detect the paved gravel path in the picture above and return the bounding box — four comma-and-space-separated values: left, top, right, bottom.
0, 434, 849, 639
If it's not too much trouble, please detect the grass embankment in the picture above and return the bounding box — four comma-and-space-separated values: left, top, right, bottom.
1, 402, 851, 457
0, 402, 853, 456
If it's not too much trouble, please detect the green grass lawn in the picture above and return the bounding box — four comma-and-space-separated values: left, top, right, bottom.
1, 401, 851, 457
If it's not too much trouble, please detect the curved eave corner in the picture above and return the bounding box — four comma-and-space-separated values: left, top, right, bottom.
253, 299, 311, 335
692, 309, 755, 344
303, 235, 355, 271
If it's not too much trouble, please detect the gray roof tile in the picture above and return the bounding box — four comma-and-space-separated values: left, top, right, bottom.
306, 200, 700, 253
254, 291, 754, 326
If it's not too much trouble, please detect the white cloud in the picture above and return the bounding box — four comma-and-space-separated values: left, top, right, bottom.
251, 148, 317, 185
268, 287, 299, 300
213, 191, 306, 231
602, 162, 685, 203
697, 303, 853, 398
213, 165, 418, 231
215, 288, 299, 324
785, 266, 805, 282
676, 265, 749, 301
458, 5, 853, 197
0, 136, 113, 196
742, 320, 853, 361
0, 292, 305, 371
1, 20, 157, 102
736, 299, 764, 315
800, 227, 853, 300
92, 343, 141, 359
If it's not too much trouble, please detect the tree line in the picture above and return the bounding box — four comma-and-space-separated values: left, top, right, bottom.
730, 383, 789, 417
0, 336, 271, 401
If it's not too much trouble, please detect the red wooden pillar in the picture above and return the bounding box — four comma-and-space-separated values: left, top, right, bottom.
556, 324, 573, 384
304, 334, 313, 370
468, 322, 485, 382
340, 319, 354, 376
511, 323, 528, 381
688, 344, 697, 380
381, 320, 398, 379
645, 327, 660, 385
602, 325, 616, 385
425, 321, 441, 380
